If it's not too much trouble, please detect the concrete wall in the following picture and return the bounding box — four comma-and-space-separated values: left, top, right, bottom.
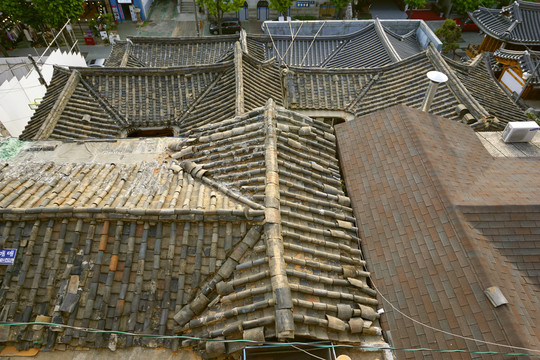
134, 0, 151, 20
29, 347, 200, 360
141, 0, 152, 20
416, 20, 442, 51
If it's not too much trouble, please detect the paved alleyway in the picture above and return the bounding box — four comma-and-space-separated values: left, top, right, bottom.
370, 0, 407, 19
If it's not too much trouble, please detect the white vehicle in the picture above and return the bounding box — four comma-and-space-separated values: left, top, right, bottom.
87, 58, 106, 67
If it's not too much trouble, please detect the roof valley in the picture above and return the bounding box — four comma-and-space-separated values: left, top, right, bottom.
79, 76, 130, 129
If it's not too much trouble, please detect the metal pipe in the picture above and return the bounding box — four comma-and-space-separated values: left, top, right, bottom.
28, 55, 46, 85
420, 71, 448, 112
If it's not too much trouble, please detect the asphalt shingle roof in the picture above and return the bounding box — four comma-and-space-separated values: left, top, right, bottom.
336, 105, 540, 359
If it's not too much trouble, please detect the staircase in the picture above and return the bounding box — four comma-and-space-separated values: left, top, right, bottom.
180, 0, 195, 13
71, 22, 93, 46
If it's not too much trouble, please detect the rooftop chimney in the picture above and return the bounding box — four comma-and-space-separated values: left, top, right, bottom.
421, 71, 448, 112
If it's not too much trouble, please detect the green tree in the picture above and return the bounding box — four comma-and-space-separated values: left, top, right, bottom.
198, 0, 244, 34
451, 0, 495, 16
435, 19, 462, 59
404, 0, 426, 18
33, 0, 84, 29
351, 0, 373, 18
269, 0, 293, 17
0, 0, 84, 29
0, 0, 42, 28
330, 0, 349, 19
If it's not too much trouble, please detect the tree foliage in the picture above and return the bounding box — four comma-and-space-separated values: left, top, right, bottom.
0, 0, 84, 28
351, 0, 373, 18
0, 0, 41, 27
404, 0, 426, 18
198, 0, 244, 34
330, 0, 349, 19
405, 0, 426, 9
451, 0, 495, 15
435, 19, 462, 59
269, 0, 293, 16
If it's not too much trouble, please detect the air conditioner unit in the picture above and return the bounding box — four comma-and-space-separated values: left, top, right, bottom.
501, 121, 540, 143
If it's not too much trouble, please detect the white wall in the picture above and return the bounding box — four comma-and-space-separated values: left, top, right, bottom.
0, 49, 86, 138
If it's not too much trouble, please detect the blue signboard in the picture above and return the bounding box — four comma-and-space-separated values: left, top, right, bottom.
0, 249, 17, 265
296, 1, 315, 6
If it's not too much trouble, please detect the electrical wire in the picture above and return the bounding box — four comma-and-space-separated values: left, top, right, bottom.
300, 21, 326, 66
0, 322, 538, 357
371, 280, 540, 354
376, 100, 540, 356
265, 23, 288, 69
280, 21, 304, 64
289, 344, 326, 360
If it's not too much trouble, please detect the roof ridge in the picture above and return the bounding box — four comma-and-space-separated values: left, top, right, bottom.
78, 75, 130, 128
234, 42, 244, 116
374, 18, 401, 63
319, 37, 350, 68
177, 159, 264, 211
127, 35, 240, 43
177, 70, 229, 128
34, 70, 81, 140
262, 98, 295, 339
427, 44, 489, 121
383, 26, 416, 40
173, 225, 263, 327
120, 39, 132, 67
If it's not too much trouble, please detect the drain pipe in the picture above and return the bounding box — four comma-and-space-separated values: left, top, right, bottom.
421, 71, 448, 112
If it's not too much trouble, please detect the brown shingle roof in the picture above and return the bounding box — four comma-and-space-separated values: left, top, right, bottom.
336, 104, 540, 358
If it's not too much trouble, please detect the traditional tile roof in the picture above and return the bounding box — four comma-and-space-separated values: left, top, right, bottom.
336, 104, 540, 359
494, 48, 540, 85
106, 20, 430, 70
446, 54, 533, 124
105, 36, 237, 67
0, 100, 388, 357
247, 20, 422, 68
22, 41, 530, 141
19, 45, 283, 141
284, 44, 530, 130
469, 0, 540, 46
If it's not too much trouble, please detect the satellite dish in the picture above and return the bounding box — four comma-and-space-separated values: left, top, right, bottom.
426, 71, 448, 83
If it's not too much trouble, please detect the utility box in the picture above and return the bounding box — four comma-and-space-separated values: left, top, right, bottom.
501, 121, 539, 143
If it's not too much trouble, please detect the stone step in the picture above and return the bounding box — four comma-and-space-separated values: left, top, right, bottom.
181, 1, 195, 13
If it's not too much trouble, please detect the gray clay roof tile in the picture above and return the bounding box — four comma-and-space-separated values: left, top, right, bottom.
470, 0, 540, 45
